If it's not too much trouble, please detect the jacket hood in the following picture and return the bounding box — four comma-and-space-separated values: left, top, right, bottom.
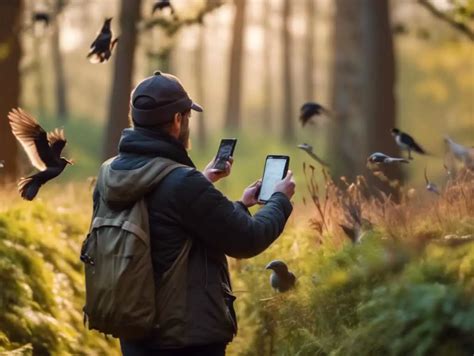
97, 128, 193, 208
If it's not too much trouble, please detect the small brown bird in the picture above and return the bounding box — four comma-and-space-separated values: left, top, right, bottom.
8, 108, 73, 200
87, 18, 118, 64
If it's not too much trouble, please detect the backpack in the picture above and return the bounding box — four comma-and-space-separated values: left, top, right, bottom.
80, 158, 188, 339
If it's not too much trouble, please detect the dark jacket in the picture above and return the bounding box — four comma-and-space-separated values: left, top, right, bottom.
93, 127, 293, 348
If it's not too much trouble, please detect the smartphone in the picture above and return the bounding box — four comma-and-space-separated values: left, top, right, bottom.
212, 138, 237, 171
258, 155, 290, 203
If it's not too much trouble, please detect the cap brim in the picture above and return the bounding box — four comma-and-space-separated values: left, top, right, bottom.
191, 102, 203, 112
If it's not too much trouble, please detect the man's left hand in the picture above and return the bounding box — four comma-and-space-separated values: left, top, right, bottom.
203, 157, 233, 183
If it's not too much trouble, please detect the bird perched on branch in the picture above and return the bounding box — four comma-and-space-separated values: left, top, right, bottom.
299, 102, 332, 126
152, 0, 177, 19
297, 143, 329, 167
265, 260, 296, 293
391, 128, 426, 160
424, 167, 440, 195
8, 108, 73, 200
367, 152, 409, 165
87, 18, 118, 64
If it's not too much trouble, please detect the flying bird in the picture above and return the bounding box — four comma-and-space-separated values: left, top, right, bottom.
367, 152, 409, 165
32, 12, 50, 26
152, 0, 176, 17
87, 18, 118, 64
8, 108, 73, 200
391, 128, 426, 160
297, 143, 329, 167
424, 167, 440, 195
299, 102, 331, 126
265, 260, 296, 293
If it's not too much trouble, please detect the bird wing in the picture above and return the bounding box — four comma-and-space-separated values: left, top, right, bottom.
8, 108, 58, 171
47, 128, 67, 159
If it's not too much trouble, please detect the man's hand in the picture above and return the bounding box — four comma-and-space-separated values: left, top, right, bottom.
240, 179, 262, 208
203, 157, 233, 183
274, 170, 296, 200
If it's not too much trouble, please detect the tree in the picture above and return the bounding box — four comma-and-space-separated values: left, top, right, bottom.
281, 0, 295, 141
304, 0, 315, 101
51, 0, 69, 122
103, 0, 142, 160
224, 0, 246, 130
262, 0, 272, 130
330, 0, 400, 189
0, 1, 22, 183
195, 25, 207, 148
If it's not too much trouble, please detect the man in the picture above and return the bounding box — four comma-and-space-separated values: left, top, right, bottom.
94, 71, 295, 356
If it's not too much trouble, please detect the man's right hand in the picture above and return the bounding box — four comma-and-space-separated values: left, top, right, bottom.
274, 170, 296, 200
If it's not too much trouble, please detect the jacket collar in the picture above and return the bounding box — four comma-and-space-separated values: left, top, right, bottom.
118, 127, 195, 168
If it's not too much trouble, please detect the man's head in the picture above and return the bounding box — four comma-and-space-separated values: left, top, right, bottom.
130, 71, 202, 148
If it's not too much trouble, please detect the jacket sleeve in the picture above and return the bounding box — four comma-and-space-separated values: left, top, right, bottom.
177, 169, 293, 258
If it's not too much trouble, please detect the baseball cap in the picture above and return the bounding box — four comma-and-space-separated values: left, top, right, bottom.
130, 71, 203, 126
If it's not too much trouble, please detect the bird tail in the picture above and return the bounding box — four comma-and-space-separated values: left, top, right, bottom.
412, 141, 426, 155
18, 177, 41, 201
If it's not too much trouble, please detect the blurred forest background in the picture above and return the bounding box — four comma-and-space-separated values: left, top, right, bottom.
0, 0, 473, 355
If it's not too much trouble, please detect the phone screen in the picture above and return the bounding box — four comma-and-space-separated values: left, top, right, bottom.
258, 156, 289, 202
213, 139, 237, 171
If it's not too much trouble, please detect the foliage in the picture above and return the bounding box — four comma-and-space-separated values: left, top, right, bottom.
0, 197, 119, 355
226, 169, 474, 356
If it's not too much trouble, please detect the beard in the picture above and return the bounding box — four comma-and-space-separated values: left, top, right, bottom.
178, 118, 191, 150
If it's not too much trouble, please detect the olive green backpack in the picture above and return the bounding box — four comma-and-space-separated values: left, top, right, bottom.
80, 158, 191, 339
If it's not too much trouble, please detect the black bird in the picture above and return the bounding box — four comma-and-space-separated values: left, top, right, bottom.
299, 102, 331, 126
265, 260, 296, 293
8, 108, 73, 200
391, 128, 426, 160
367, 152, 409, 165
32, 12, 50, 26
297, 143, 330, 167
152, 0, 176, 16
87, 18, 118, 64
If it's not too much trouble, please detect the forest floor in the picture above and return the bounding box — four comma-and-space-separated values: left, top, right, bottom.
0, 167, 473, 355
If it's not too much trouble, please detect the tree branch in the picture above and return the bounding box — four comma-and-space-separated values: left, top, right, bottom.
418, 0, 474, 41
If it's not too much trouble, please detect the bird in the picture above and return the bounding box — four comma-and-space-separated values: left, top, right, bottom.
424, 167, 440, 195
297, 143, 330, 167
444, 136, 474, 169
8, 108, 73, 200
299, 102, 331, 126
87, 18, 118, 64
32, 12, 50, 27
340, 201, 372, 244
391, 128, 426, 160
265, 260, 296, 293
367, 152, 409, 165
152, 0, 176, 17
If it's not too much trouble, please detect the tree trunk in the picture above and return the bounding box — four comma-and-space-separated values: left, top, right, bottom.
195, 26, 207, 148
282, 0, 295, 141
330, 0, 400, 189
224, 0, 246, 130
262, 0, 272, 130
304, 0, 315, 101
103, 0, 142, 160
0, 1, 22, 183
52, 0, 68, 122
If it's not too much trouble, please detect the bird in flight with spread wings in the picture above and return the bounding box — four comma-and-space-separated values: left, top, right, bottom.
8, 108, 73, 200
